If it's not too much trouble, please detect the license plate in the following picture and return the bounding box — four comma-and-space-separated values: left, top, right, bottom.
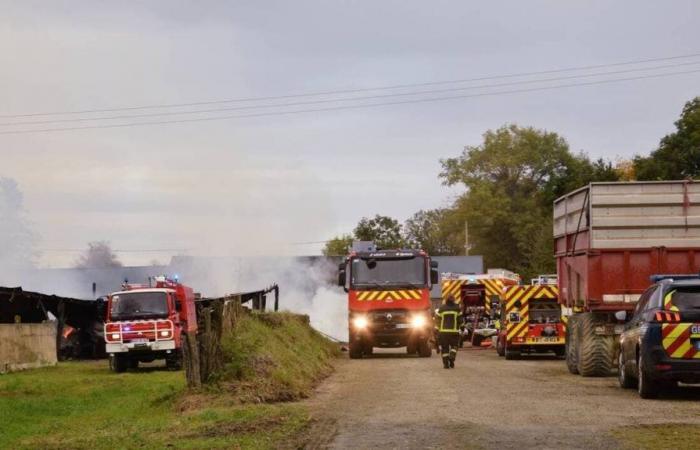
395, 324, 410, 329
530, 337, 557, 343
131, 338, 148, 344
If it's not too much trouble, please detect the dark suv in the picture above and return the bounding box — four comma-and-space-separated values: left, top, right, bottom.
618, 275, 700, 399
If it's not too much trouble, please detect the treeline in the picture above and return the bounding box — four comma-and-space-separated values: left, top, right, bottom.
324, 97, 700, 280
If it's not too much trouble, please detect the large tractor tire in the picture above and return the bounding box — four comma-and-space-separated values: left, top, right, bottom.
565, 315, 580, 374
349, 337, 364, 359
577, 313, 615, 377
504, 342, 520, 360
418, 339, 432, 358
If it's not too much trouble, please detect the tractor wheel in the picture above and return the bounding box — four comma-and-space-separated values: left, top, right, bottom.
110, 355, 128, 373
349, 338, 363, 359
618, 350, 636, 389
418, 339, 432, 358
496, 336, 505, 357
577, 313, 615, 377
566, 315, 580, 374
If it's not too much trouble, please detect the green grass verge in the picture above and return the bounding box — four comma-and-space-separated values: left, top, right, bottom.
612, 423, 700, 449
0, 312, 338, 449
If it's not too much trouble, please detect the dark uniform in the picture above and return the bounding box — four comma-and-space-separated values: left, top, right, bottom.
436, 297, 460, 369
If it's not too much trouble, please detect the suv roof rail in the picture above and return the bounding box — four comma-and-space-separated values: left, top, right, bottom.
650, 273, 700, 283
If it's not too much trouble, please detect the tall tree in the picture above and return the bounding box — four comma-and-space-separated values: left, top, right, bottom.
322, 234, 354, 256
440, 124, 618, 279
353, 215, 405, 249
634, 97, 700, 180
404, 209, 461, 255
75, 241, 122, 269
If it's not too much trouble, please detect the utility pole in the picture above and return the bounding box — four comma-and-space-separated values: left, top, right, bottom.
464, 221, 469, 256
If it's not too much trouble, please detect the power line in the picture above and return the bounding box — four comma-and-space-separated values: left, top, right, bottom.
3, 60, 699, 127
2, 51, 700, 119
2, 67, 698, 136
40, 248, 190, 253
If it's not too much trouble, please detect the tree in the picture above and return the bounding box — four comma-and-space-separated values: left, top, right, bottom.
322, 234, 354, 256
75, 241, 122, 269
404, 209, 461, 255
634, 97, 700, 180
353, 215, 405, 249
439, 124, 619, 279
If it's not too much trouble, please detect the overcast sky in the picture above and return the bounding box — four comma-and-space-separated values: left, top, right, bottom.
2, 0, 699, 267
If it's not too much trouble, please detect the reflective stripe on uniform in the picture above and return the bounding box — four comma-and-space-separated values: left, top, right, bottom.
439, 311, 459, 332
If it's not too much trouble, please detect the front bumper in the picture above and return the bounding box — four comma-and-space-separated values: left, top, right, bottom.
106, 340, 176, 354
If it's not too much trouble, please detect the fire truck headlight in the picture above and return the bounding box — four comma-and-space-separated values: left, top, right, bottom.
111, 333, 120, 340
352, 316, 368, 329
411, 315, 427, 328
160, 330, 170, 337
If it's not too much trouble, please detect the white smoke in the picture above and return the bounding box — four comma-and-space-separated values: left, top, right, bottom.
0, 177, 37, 286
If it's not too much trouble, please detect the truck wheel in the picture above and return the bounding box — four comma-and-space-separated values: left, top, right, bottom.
618, 350, 636, 389
496, 336, 505, 357
638, 354, 659, 399
566, 315, 579, 374
349, 339, 363, 359
128, 359, 139, 370
110, 355, 128, 373
504, 343, 520, 360
407, 342, 417, 355
418, 339, 432, 357
577, 313, 615, 377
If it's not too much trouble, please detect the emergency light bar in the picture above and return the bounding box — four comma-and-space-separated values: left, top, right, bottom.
650, 273, 700, 283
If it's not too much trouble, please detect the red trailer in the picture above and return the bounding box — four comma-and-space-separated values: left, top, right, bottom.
554, 181, 700, 376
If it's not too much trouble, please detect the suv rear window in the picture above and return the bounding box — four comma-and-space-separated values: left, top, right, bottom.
666, 287, 700, 311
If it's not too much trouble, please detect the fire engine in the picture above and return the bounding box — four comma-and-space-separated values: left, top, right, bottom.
440, 270, 519, 346
496, 276, 565, 359
338, 242, 439, 359
104, 276, 197, 372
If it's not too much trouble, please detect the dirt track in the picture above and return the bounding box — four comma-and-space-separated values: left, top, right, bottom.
304, 346, 700, 449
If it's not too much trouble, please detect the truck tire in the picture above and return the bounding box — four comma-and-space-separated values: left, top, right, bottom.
577, 312, 615, 377
496, 336, 505, 357
110, 355, 128, 373
128, 359, 139, 370
349, 338, 363, 359
418, 339, 432, 358
565, 315, 579, 374
504, 343, 520, 360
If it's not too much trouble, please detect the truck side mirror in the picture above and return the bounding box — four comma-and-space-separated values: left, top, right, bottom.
430, 260, 439, 284
338, 264, 346, 287
614, 310, 627, 321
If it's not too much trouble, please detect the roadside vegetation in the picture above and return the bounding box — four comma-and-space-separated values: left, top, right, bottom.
613, 423, 700, 449
323, 96, 700, 280
0, 312, 338, 449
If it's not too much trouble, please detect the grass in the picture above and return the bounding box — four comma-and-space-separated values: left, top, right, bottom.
0, 312, 338, 449
613, 423, 700, 449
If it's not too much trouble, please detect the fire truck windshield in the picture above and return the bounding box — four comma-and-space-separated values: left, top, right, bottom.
351, 257, 426, 288
110, 292, 169, 320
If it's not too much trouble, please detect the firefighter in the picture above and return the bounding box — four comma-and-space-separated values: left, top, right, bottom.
436, 295, 460, 369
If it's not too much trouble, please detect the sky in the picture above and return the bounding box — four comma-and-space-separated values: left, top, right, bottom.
1, 0, 699, 268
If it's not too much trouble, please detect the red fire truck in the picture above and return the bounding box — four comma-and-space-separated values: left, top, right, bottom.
104, 276, 197, 372
338, 243, 439, 359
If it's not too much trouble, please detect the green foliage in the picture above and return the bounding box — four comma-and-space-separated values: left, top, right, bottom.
353, 214, 406, 249
634, 97, 700, 180
322, 234, 353, 256
0, 361, 309, 449
404, 209, 462, 255
439, 124, 620, 279
219, 312, 338, 402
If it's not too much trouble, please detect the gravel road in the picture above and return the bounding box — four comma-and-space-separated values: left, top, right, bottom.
304, 346, 700, 449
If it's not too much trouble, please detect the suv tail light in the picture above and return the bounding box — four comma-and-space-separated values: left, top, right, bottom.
654, 311, 681, 323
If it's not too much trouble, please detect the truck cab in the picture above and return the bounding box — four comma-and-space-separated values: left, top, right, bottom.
104, 276, 197, 372
338, 244, 438, 359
